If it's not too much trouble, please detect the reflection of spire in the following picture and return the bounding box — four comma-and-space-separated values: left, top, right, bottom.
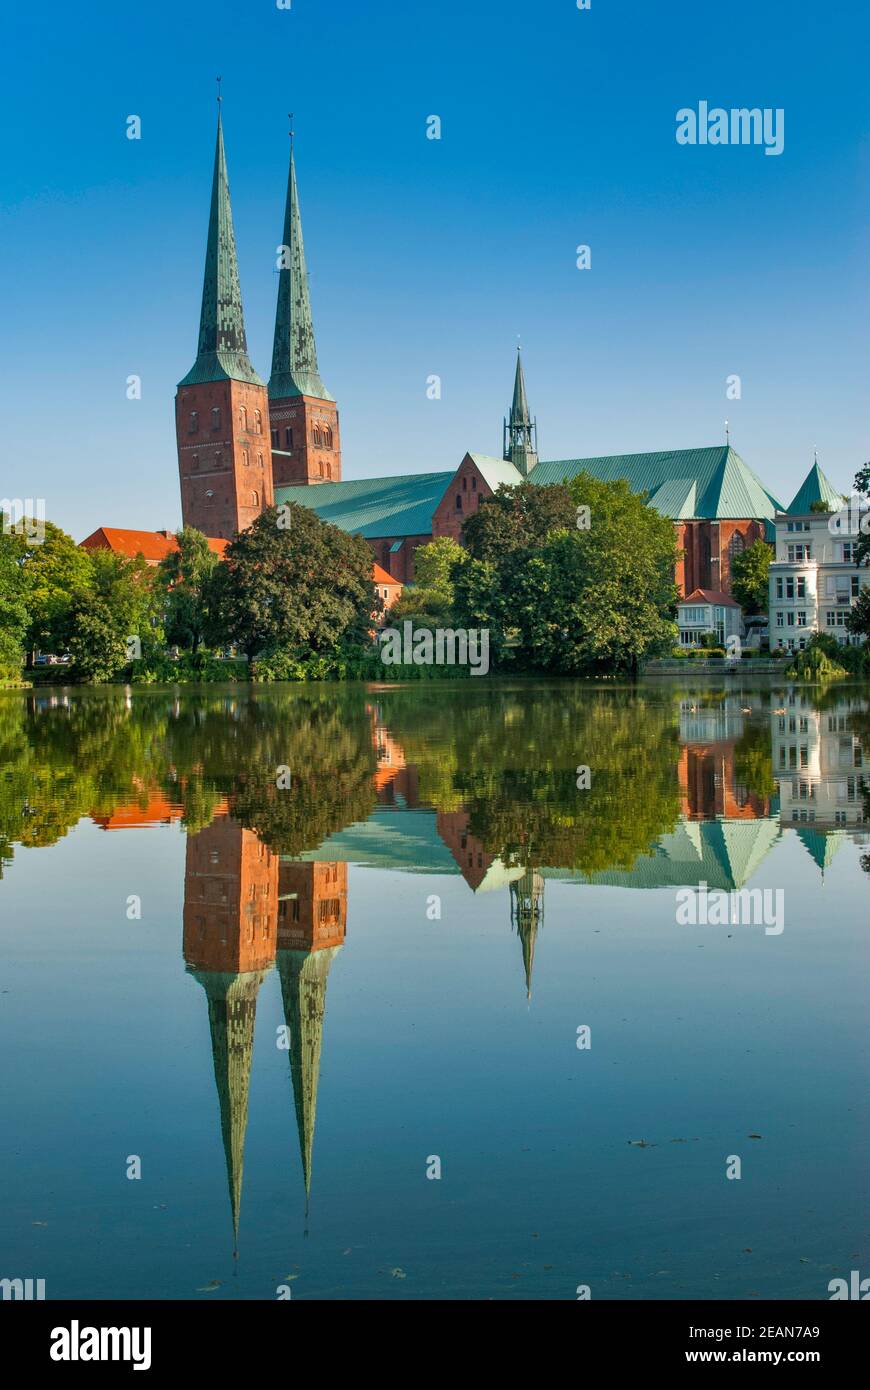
190, 968, 269, 1251
277, 945, 342, 1218
510, 867, 544, 999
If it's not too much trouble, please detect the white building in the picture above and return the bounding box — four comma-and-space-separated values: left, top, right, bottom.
769, 460, 867, 652
676, 589, 743, 647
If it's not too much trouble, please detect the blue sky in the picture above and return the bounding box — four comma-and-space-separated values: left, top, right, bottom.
3, 0, 870, 538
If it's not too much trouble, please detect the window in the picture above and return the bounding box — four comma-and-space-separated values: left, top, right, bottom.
192, 455, 199, 470
775, 578, 783, 599
271, 429, 279, 447
471, 477, 477, 490
239, 407, 248, 430
787, 543, 811, 561
211, 407, 221, 431
242, 450, 249, 468
843, 542, 857, 562
775, 611, 784, 627
797, 576, 806, 598
323, 426, 333, 449
787, 612, 795, 626
786, 577, 795, 599
797, 611, 807, 626
250, 491, 259, 507
256, 454, 263, 470
254, 409, 262, 434
462, 476, 467, 491
852, 575, 860, 597
313, 427, 322, 447
188, 411, 199, 434
205, 489, 214, 501
456, 494, 462, 511
285, 427, 293, 449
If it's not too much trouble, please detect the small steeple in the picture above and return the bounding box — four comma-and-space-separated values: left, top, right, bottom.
269, 129, 333, 402
179, 102, 264, 388
503, 348, 538, 476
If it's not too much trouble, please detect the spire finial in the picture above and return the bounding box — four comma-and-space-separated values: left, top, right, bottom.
288, 111, 294, 150
725, 419, 730, 444
216, 75, 222, 107
814, 445, 819, 465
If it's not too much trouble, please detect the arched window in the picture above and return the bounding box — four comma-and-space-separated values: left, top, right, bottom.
313, 426, 322, 447
254, 409, 262, 434
256, 454, 263, 470
462, 476, 467, 490
323, 426, 332, 449
319, 460, 325, 477
205, 489, 215, 501
211, 407, 221, 431
284, 427, 293, 449
188, 411, 199, 434
192, 455, 199, 470
239, 406, 248, 431
242, 450, 249, 468
250, 490, 260, 507
455, 494, 462, 511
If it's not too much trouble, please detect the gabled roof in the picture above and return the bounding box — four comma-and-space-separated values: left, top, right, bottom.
467, 454, 523, 491
531, 445, 783, 520
274, 471, 453, 539
785, 460, 845, 516
372, 562, 400, 586
680, 588, 741, 608
80, 528, 227, 561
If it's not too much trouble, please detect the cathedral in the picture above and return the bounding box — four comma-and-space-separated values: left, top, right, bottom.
169, 106, 786, 598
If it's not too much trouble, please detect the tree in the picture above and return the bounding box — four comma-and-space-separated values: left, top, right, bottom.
461, 480, 575, 561
12, 521, 92, 660
157, 527, 219, 654
390, 536, 467, 627
846, 587, 870, 644
454, 474, 678, 676
65, 593, 130, 683
730, 539, 773, 615
0, 529, 29, 679
204, 504, 377, 663
853, 463, 870, 569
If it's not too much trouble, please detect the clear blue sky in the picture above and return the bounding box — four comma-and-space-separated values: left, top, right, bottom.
3, 0, 870, 539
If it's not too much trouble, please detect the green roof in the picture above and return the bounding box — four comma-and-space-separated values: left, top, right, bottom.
178, 114, 265, 389
785, 460, 844, 516
530, 445, 783, 520
275, 471, 453, 539
468, 454, 524, 492
269, 145, 333, 402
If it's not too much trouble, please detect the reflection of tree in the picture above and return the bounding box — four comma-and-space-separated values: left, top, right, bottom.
378, 686, 683, 874
733, 724, 777, 802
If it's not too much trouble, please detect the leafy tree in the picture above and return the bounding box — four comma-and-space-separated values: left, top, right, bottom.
0, 529, 28, 679
846, 587, 870, 644
11, 521, 92, 660
390, 536, 468, 627
203, 504, 377, 663
730, 539, 772, 615
461, 480, 575, 561
65, 593, 130, 683
809, 498, 835, 514
454, 474, 678, 676
157, 527, 220, 654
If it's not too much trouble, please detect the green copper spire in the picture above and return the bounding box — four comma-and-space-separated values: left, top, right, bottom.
504, 349, 538, 476
179, 111, 264, 388
277, 944, 342, 1215
269, 141, 333, 401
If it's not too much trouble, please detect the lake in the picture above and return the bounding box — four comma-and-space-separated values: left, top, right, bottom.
1, 678, 868, 1301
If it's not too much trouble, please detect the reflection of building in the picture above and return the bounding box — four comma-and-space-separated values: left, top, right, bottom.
183, 814, 278, 1251
510, 868, 544, 1000
771, 695, 868, 866
677, 700, 771, 821
277, 862, 347, 1216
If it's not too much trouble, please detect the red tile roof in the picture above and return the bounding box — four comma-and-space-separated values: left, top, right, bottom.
80, 528, 228, 560
372, 562, 400, 587
681, 588, 741, 607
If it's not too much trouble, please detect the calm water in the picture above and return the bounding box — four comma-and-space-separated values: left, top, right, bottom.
1, 678, 868, 1301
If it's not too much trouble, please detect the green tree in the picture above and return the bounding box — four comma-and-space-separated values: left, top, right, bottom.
853, 462, 870, 569
461, 480, 575, 561
0, 529, 29, 679
13, 521, 92, 660
204, 504, 377, 663
157, 527, 219, 654
390, 536, 467, 627
846, 587, 870, 644
65, 593, 130, 683
455, 474, 678, 676
730, 539, 773, 615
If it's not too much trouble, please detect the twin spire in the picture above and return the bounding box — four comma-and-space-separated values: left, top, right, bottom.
179, 107, 328, 398
504, 348, 538, 476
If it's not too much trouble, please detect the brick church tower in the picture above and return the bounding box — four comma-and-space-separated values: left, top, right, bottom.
268, 138, 341, 486
175, 108, 274, 540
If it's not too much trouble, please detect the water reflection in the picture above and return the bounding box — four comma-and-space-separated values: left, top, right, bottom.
2, 680, 868, 1266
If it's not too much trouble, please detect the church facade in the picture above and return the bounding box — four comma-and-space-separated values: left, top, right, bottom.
170, 110, 787, 598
